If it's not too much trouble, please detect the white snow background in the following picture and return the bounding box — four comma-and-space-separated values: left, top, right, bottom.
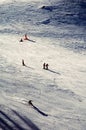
0, 0, 86, 130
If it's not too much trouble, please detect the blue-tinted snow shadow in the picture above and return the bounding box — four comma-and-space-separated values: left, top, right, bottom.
40, 1, 86, 26
12, 110, 40, 130
0, 110, 40, 130
0, 117, 12, 130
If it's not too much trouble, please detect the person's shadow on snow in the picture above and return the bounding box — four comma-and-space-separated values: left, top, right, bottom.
28, 100, 48, 117
32, 105, 48, 117
28, 39, 36, 43
25, 65, 34, 69
48, 69, 60, 75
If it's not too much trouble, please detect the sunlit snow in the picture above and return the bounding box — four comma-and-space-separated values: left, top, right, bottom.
0, 0, 86, 130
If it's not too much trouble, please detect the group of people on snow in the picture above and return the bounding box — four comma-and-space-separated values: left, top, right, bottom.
20, 34, 29, 42
22, 60, 49, 70
21, 34, 49, 70
43, 63, 49, 70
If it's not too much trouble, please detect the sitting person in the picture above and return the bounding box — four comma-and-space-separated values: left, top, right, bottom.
24, 34, 29, 40
20, 38, 23, 42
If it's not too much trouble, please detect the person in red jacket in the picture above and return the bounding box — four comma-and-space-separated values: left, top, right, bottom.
24, 34, 29, 40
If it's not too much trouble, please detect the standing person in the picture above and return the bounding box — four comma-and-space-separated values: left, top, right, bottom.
43, 63, 46, 69
22, 59, 25, 66
45, 63, 49, 70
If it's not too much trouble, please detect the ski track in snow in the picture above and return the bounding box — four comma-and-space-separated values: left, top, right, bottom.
0, 0, 86, 130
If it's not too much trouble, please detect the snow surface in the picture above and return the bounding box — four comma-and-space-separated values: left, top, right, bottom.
0, 0, 86, 130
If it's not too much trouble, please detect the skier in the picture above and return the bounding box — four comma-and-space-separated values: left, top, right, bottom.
45, 63, 49, 70
43, 63, 46, 69
22, 59, 25, 66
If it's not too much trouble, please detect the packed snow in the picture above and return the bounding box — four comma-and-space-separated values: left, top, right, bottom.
0, 0, 86, 130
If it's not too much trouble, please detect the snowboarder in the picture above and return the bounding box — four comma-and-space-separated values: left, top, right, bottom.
43, 63, 46, 69
22, 59, 25, 66
24, 34, 29, 40
45, 63, 49, 70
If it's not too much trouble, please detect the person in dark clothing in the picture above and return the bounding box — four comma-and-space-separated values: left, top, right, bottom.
43, 63, 46, 69
28, 100, 33, 106
22, 59, 25, 66
20, 38, 23, 42
45, 63, 49, 70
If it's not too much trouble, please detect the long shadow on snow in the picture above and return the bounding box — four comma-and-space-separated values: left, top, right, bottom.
12, 110, 40, 130
48, 69, 60, 75
0, 110, 40, 130
23, 64, 34, 70
32, 105, 48, 117
0, 117, 12, 130
0, 110, 25, 130
28, 39, 36, 43
0, 123, 6, 130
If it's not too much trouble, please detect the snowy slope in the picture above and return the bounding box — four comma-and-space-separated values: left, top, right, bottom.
0, 0, 86, 130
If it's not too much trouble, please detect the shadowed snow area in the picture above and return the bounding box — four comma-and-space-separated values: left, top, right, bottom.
0, 0, 86, 130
